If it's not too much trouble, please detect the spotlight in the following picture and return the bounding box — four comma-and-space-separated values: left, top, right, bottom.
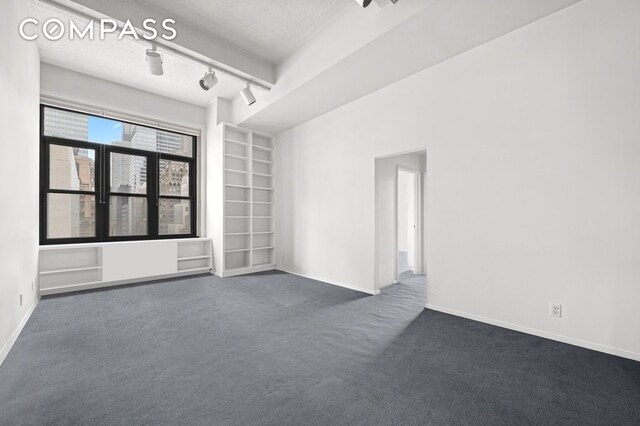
240, 83, 256, 106
199, 67, 218, 91
354, 0, 373, 7
146, 45, 163, 76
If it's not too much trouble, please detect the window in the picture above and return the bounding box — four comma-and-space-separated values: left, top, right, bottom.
40, 105, 197, 244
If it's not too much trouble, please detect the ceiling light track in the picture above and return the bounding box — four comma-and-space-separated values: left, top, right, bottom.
35, 0, 271, 92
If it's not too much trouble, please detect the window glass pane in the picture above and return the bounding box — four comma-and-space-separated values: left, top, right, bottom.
109, 196, 148, 236
110, 152, 147, 194
47, 194, 96, 238
44, 107, 193, 157
159, 159, 189, 197
159, 199, 190, 235
49, 145, 95, 191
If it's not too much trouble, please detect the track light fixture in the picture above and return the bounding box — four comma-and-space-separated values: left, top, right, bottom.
199, 67, 218, 91
145, 44, 163, 76
354, 0, 373, 7
240, 83, 257, 106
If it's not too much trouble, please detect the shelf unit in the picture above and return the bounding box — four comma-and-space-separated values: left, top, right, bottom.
215, 123, 275, 277
39, 246, 104, 291
38, 238, 213, 295
177, 240, 213, 272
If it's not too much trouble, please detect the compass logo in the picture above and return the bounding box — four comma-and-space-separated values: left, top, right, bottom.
19, 18, 177, 41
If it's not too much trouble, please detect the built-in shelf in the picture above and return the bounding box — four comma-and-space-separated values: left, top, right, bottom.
226, 138, 249, 146
217, 123, 276, 277
178, 255, 211, 261
252, 158, 272, 164
226, 153, 249, 160
39, 265, 102, 275
38, 239, 212, 295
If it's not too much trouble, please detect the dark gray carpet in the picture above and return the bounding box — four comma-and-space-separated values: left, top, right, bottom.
1, 271, 639, 425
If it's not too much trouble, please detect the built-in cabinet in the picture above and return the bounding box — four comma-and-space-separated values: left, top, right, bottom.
212, 123, 275, 277
38, 238, 212, 295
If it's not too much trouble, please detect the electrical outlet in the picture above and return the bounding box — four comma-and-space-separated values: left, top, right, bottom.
20, 293, 23, 306
550, 303, 562, 318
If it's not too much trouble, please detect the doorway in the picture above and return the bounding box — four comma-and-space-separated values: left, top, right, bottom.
374, 150, 426, 296
396, 167, 421, 281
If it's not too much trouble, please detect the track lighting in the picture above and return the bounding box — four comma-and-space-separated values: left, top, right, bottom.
199, 67, 218, 91
354, 0, 373, 7
145, 44, 163, 76
240, 83, 256, 106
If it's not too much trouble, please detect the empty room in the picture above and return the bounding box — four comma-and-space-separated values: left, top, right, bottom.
1, 0, 639, 424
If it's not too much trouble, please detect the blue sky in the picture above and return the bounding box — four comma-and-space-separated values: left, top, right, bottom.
88, 116, 123, 144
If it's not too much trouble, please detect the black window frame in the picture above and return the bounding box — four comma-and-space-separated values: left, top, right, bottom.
40, 104, 198, 245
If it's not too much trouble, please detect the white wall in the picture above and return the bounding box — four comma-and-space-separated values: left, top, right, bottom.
275, 0, 640, 360
375, 151, 426, 290
0, 0, 41, 364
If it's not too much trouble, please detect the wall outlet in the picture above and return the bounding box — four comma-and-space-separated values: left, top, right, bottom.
550, 303, 562, 318
20, 293, 23, 306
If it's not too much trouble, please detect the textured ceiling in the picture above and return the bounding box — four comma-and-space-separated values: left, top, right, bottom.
29, 0, 248, 106
136, 0, 350, 63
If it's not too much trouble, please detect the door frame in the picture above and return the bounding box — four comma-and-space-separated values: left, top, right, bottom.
395, 165, 423, 282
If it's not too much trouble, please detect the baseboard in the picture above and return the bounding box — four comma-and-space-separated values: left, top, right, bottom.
281, 269, 380, 295
0, 300, 38, 367
218, 264, 276, 278
426, 303, 640, 362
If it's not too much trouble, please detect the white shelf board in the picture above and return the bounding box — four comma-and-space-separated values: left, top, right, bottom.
252, 246, 274, 251
251, 262, 275, 268
178, 255, 211, 261
253, 187, 274, 191
226, 184, 250, 189
225, 248, 251, 253
40, 265, 103, 275
226, 153, 249, 160
253, 231, 274, 234
226, 169, 250, 175
252, 158, 272, 164
226, 138, 249, 146
252, 145, 273, 152
252, 172, 273, 177
225, 200, 250, 203
226, 232, 251, 235
252, 201, 272, 205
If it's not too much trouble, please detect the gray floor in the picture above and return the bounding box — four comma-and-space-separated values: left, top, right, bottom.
1, 271, 639, 425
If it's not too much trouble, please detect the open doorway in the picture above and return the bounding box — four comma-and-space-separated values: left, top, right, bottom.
396, 167, 421, 282
374, 150, 426, 299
